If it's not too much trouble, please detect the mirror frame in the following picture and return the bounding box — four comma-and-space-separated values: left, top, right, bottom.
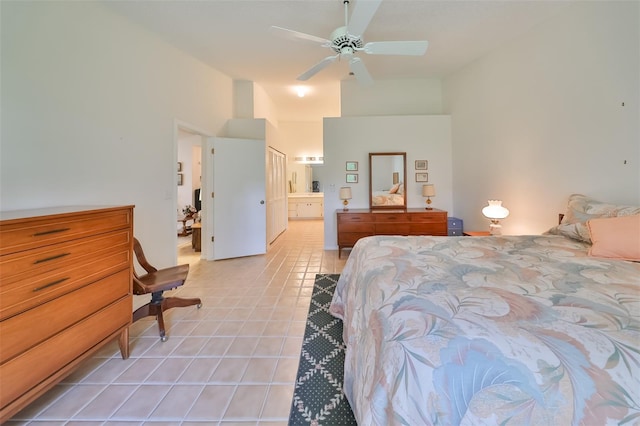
369, 152, 407, 210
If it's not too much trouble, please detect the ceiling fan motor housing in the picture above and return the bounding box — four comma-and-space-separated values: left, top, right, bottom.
330, 26, 363, 54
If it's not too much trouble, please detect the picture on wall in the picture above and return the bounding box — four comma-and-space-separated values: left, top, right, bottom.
177, 173, 183, 186
415, 173, 428, 182
346, 161, 358, 171
346, 173, 358, 183
415, 160, 428, 170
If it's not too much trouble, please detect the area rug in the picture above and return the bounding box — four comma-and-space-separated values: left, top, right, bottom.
288, 274, 357, 426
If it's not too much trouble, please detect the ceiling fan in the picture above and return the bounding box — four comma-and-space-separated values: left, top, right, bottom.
271, 0, 428, 85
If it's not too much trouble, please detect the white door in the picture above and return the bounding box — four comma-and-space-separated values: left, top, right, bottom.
210, 137, 266, 260
267, 147, 287, 243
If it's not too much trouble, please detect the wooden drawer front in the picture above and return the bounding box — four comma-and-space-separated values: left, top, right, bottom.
375, 224, 411, 235
409, 223, 448, 235
373, 213, 409, 223
409, 213, 447, 223
0, 269, 130, 362
0, 230, 130, 280
1, 249, 131, 320
0, 297, 131, 410
337, 213, 372, 223
0, 208, 132, 256
338, 232, 373, 246
338, 223, 374, 233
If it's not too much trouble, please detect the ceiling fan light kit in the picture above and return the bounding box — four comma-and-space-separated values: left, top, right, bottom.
271, 0, 428, 86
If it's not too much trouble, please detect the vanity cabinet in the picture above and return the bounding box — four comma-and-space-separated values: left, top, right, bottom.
0, 206, 134, 422
288, 194, 324, 219
336, 208, 447, 257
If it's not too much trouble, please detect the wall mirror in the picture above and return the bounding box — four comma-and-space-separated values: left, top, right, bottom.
369, 152, 407, 209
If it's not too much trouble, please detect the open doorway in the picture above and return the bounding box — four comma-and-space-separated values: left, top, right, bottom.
175, 123, 210, 261
176, 129, 202, 256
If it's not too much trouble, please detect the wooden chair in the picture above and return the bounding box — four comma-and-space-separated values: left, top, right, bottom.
132, 238, 202, 341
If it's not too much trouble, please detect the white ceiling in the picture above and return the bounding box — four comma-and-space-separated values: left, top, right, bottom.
102, 0, 573, 121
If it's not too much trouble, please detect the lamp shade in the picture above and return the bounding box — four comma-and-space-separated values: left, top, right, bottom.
482, 200, 509, 219
339, 187, 352, 200
422, 184, 436, 197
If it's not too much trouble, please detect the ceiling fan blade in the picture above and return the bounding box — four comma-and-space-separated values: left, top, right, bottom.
349, 57, 373, 86
347, 0, 382, 38
270, 26, 331, 45
297, 55, 339, 81
362, 41, 429, 56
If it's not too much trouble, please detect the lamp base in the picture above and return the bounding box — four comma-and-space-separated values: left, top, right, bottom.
342, 200, 349, 211
489, 221, 502, 235
425, 197, 433, 210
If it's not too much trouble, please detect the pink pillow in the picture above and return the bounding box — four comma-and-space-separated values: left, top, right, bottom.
389, 183, 400, 194
587, 215, 640, 261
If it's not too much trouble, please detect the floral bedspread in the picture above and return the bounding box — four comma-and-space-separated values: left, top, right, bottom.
330, 235, 640, 425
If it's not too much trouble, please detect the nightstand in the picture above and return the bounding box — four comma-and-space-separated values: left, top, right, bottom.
463, 231, 491, 236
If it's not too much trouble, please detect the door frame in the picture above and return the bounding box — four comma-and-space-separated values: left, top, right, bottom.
173, 119, 213, 261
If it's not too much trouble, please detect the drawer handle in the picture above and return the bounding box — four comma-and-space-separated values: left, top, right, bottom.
33, 227, 71, 237
33, 252, 71, 264
33, 277, 69, 292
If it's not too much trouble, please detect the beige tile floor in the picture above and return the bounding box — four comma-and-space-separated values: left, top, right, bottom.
8, 219, 346, 425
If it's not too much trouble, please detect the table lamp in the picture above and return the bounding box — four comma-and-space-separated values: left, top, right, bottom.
339, 187, 352, 211
482, 200, 509, 235
422, 184, 435, 210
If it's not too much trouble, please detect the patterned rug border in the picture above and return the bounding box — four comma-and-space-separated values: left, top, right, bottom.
288, 274, 357, 426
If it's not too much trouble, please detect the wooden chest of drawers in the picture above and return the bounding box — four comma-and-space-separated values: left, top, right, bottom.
336, 208, 447, 257
0, 206, 134, 422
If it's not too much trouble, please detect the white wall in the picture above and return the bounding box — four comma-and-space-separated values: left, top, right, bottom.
320, 115, 452, 249
444, 1, 640, 235
341, 78, 443, 116
280, 121, 324, 162
0, 1, 233, 266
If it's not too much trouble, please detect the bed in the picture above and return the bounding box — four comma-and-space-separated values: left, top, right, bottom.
372, 190, 404, 206
330, 195, 640, 425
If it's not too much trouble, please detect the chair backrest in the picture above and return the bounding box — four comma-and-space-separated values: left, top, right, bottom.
131, 238, 189, 296
133, 238, 158, 279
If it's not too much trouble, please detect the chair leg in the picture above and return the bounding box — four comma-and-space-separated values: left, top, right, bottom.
156, 306, 167, 342
162, 296, 203, 311
132, 293, 202, 342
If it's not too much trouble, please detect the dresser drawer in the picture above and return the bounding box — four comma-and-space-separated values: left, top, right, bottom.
0, 209, 132, 256
338, 232, 373, 246
0, 297, 131, 411
0, 230, 130, 280
409, 223, 448, 235
409, 212, 447, 223
337, 213, 372, 223
1, 248, 131, 320
375, 224, 411, 235
0, 269, 130, 363
373, 213, 409, 223
338, 223, 374, 233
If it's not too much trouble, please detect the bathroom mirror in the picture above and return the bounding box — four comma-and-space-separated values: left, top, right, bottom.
369, 152, 407, 209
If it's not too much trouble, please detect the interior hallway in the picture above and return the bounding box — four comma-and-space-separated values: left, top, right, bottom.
9, 219, 346, 425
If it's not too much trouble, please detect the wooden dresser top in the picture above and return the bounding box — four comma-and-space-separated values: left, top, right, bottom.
0, 205, 135, 223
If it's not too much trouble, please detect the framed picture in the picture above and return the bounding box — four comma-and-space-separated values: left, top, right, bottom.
346, 161, 358, 171
415, 173, 429, 182
177, 173, 183, 186
415, 160, 428, 170
177, 162, 183, 172
346, 173, 358, 183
